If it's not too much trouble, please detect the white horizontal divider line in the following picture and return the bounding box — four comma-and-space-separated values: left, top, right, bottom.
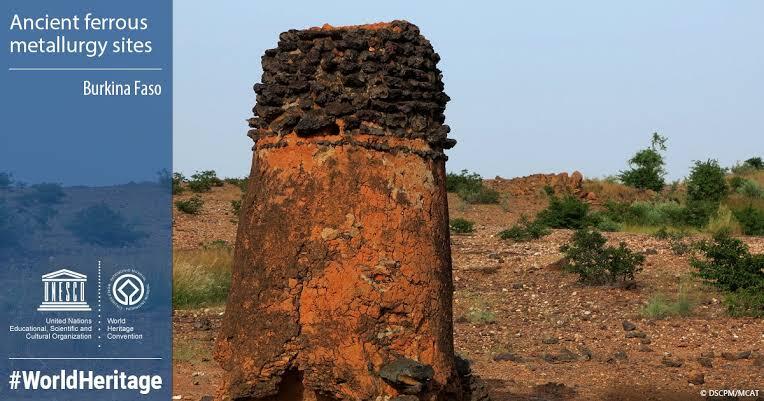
8, 67, 163, 71
9, 357, 162, 360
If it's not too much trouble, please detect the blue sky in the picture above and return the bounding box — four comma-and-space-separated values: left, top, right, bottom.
174, 1, 763, 181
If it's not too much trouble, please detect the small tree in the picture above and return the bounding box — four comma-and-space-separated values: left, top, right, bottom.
686, 159, 728, 204
619, 132, 667, 192
744, 157, 763, 170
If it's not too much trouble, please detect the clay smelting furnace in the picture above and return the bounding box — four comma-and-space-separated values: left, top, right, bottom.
216, 20, 483, 401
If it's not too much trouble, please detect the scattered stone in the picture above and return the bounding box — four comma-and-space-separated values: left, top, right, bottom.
493, 353, 524, 363
192, 317, 212, 331
511, 283, 523, 290
622, 320, 637, 331
613, 350, 628, 361
697, 357, 713, 368
542, 336, 559, 345
640, 337, 652, 345
533, 382, 576, 399
199, 397, 214, 401
753, 354, 764, 368
639, 345, 653, 353
688, 372, 705, 385
577, 345, 593, 361
172, 396, 182, 400
722, 351, 751, 361
625, 331, 647, 339
700, 351, 715, 359
661, 356, 683, 368
543, 348, 578, 363
488, 253, 501, 260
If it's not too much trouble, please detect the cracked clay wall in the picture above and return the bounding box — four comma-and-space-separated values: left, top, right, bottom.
215, 21, 469, 401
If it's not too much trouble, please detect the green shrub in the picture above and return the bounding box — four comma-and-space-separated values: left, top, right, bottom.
724, 284, 764, 317
537, 194, 590, 229
559, 228, 645, 285
224, 177, 249, 192
729, 176, 747, 191
744, 157, 763, 170
687, 159, 728, 204
691, 231, 764, 292
595, 216, 621, 232
498, 216, 550, 241
683, 200, 719, 227
231, 199, 242, 216
737, 180, 763, 198
642, 292, 694, 319
449, 218, 475, 234
187, 170, 224, 193
66, 203, 146, 247
446, 170, 482, 192
619, 132, 667, 192
22, 183, 66, 205
445, 170, 500, 204
733, 205, 764, 236
175, 196, 204, 215
172, 173, 185, 194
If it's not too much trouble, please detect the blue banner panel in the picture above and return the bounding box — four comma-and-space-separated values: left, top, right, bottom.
1, 1, 172, 400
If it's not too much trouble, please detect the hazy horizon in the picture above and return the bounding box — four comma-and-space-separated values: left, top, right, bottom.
174, 1, 763, 181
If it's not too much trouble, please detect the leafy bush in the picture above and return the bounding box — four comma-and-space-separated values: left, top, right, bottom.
687, 159, 728, 204
187, 170, 224, 193
619, 132, 667, 192
172, 173, 185, 194
175, 196, 204, 215
66, 203, 146, 247
22, 183, 66, 205
559, 228, 644, 285
537, 194, 590, 229
449, 218, 475, 234
230, 199, 242, 216
498, 216, 550, 241
724, 284, 764, 317
733, 205, 764, 236
445, 170, 500, 204
691, 231, 764, 292
729, 176, 747, 191
619, 200, 686, 226
737, 180, 763, 198
224, 177, 249, 192
683, 200, 719, 228
743, 157, 763, 170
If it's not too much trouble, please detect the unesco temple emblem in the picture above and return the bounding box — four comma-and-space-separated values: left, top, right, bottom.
37, 269, 92, 312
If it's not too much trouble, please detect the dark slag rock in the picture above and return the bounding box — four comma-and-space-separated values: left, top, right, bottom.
249, 20, 455, 157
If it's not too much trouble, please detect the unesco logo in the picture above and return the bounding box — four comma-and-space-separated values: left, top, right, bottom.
108, 269, 149, 311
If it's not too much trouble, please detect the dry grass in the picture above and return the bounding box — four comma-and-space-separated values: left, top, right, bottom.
173, 245, 233, 308
582, 178, 655, 203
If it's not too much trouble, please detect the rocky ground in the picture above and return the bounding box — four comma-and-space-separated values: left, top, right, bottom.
172, 179, 763, 401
